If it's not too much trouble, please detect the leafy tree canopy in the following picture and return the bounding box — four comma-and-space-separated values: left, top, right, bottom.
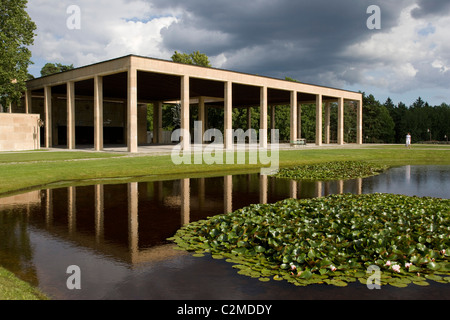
171, 50, 212, 67
0, 0, 36, 107
40, 63, 75, 77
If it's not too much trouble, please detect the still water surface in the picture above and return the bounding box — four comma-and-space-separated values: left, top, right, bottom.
0, 165, 449, 300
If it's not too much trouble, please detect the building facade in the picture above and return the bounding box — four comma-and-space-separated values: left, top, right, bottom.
10, 55, 363, 152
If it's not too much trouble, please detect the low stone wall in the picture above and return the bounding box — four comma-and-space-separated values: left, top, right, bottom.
0, 113, 41, 151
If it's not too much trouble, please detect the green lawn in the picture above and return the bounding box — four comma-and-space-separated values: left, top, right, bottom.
0, 144, 449, 299
0, 266, 49, 300
0, 145, 449, 197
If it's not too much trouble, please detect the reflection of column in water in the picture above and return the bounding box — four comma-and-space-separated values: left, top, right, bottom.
289, 180, 297, 199
128, 182, 139, 259
406, 165, 411, 182
45, 189, 53, 228
356, 178, 362, 195
338, 180, 344, 194
324, 181, 330, 196
315, 181, 323, 198
199, 178, 205, 209
95, 185, 104, 244
224, 175, 233, 214
260, 174, 268, 204
181, 179, 190, 226
68, 187, 76, 235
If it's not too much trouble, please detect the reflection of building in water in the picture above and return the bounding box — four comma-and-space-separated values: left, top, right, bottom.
0, 190, 41, 210
0, 190, 42, 286
0, 175, 365, 268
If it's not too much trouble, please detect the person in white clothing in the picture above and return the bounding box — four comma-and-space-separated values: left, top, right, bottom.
406, 133, 411, 149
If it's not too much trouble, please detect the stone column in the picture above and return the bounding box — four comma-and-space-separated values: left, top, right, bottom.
127, 68, 138, 153
198, 97, 206, 143
297, 104, 302, 139
325, 102, 331, 144
224, 81, 233, 150
356, 99, 363, 145
260, 86, 268, 148
337, 97, 344, 145
247, 107, 252, 144
270, 105, 276, 143
180, 75, 190, 150
94, 75, 103, 151
290, 91, 297, 142
315, 94, 323, 146
44, 86, 53, 148
152, 103, 159, 144
25, 89, 32, 114
67, 82, 75, 149
157, 102, 163, 144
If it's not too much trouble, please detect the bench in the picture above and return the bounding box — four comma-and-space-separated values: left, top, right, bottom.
290, 139, 306, 146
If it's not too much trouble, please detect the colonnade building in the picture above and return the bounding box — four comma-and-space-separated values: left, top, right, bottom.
11, 55, 363, 152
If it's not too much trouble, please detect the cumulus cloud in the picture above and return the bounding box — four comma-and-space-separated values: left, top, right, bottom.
342, 3, 450, 95
26, 0, 450, 104
27, 0, 178, 71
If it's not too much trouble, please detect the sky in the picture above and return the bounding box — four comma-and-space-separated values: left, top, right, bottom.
25, 0, 450, 107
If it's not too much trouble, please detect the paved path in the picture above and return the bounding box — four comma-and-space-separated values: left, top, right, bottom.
2, 143, 448, 157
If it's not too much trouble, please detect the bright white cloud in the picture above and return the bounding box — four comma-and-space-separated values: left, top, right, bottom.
27, 0, 178, 75
341, 4, 450, 95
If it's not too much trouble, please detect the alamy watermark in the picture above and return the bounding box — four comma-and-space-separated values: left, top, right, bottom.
366, 265, 381, 290
66, 265, 81, 290
367, 5, 381, 30
170, 121, 279, 175
67, 5, 81, 30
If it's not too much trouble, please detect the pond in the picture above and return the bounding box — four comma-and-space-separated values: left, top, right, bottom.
0, 165, 449, 300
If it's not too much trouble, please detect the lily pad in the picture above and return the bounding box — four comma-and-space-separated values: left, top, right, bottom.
168, 193, 450, 288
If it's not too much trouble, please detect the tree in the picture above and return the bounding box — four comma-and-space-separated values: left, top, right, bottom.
40, 63, 75, 77
171, 51, 212, 67
0, 0, 36, 108
362, 93, 395, 143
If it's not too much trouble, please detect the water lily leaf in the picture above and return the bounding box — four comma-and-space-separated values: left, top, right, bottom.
425, 274, 443, 282
408, 265, 420, 272
255, 246, 266, 253
299, 270, 313, 280
328, 279, 348, 287
169, 193, 450, 289
389, 281, 408, 288
427, 262, 440, 271
209, 229, 220, 238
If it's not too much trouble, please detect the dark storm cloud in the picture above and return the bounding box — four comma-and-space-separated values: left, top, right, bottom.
147, 0, 410, 85
411, 0, 450, 18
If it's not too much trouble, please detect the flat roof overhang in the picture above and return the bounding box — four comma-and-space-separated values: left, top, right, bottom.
26, 55, 362, 106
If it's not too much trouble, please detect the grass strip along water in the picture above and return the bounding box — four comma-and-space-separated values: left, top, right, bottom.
169, 193, 450, 288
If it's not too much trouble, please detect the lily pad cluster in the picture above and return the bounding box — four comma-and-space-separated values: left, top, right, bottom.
272, 161, 389, 181
169, 193, 450, 287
